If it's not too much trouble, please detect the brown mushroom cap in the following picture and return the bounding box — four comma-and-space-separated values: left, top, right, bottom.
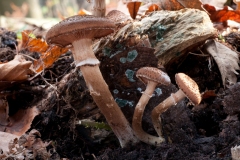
46, 15, 116, 47
136, 67, 171, 86
175, 73, 201, 105
106, 10, 131, 24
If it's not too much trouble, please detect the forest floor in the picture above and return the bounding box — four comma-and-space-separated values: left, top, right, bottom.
0, 13, 240, 160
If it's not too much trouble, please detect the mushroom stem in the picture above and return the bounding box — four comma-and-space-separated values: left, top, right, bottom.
72, 39, 100, 67
91, 0, 106, 17
151, 89, 185, 137
72, 39, 138, 147
132, 82, 165, 146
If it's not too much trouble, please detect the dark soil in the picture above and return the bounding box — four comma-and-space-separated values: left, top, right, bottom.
0, 26, 240, 160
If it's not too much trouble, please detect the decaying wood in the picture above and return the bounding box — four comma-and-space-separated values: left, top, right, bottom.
94, 8, 216, 67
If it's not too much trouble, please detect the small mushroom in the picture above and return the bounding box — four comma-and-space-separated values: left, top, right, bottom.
151, 73, 201, 137
106, 10, 131, 25
133, 67, 171, 145
46, 15, 138, 148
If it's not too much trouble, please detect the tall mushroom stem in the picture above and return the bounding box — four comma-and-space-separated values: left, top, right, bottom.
72, 38, 138, 147
91, 0, 106, 17
133, 82, 165, 145
151, 90, 185, 137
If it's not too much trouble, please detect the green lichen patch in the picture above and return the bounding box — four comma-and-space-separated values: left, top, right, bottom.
115, 98, 134, 108
154, 88, 162, 96
102, 47, 112, 57
151, 24, 166, 42
125, 69, 136, 82
127, 50, 138, 62
120, 57, 127, 63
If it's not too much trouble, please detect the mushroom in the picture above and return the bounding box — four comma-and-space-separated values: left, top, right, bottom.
151, 73, 201, 137
90, 0, 106, 17
106, 10, 131, 25
45, 15, 138, 147
133, 67, 171, 145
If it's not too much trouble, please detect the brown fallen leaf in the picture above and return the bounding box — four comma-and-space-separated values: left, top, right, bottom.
202, 90, 217, 99
146, 3, 159, 13
0, 129, 50, 159
0, 132, 19, 153
203, 4, 240, 23
120, 0, 202, 19
0, 55, 32, 81
6, 106, 39, 136
137, 3, 160, 16
203, 39, 240, 87
21, 30, 68, 72
201, 0, 225, 9
127, 1, 141, 19
156, 0, 202, 11
0, 97, 39, 137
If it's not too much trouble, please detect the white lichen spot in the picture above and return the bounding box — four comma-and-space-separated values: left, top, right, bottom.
137, 87, 142, 92
106, 103, 113, 109
88, 84, 100, 96
113, 89, 119, 94
155, 88, 162, 96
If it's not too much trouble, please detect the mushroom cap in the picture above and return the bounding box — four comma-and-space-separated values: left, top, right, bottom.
106, 10, 131, 25
136, 67, 171, 86
175, 73, 201, 105
46, 15, 116, 47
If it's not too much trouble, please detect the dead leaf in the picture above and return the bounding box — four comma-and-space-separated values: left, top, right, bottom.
127, 1, 141, 19
137, 3, 160, 16
0, 101, 39, 137
19, 129, 51, 159
203, 39, 239, 87
201, 0, 226, 9
6, 106, 39, 136
0, 132, 19, 153
0, 130, 50, 159
203, 4, 240, 23
33, 46, 69, 72
0, 55, 32, 81
146, 3, 159, 13
21, 30, 68, 72
156, 0, 202, 11
176, 0, 203, 10
202, 90, 217, 99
